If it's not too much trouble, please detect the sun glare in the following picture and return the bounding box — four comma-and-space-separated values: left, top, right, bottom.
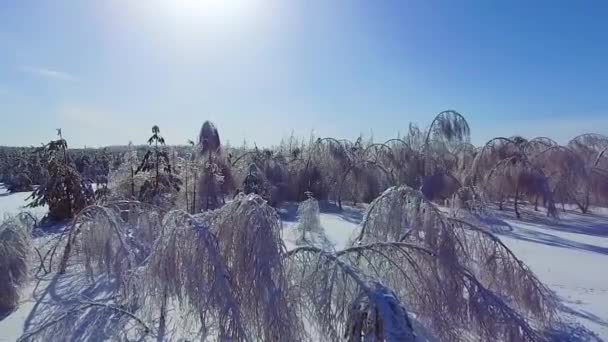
168, 0, 256, 22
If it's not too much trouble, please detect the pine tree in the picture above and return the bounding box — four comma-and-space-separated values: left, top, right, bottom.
27, 130, 94, 220
135, 125, 182, 207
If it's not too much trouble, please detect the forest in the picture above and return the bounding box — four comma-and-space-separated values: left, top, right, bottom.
1, 110, 607, 341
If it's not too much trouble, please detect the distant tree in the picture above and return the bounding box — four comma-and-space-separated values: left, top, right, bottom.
199, 121, 221, 159
4, 152, 34, 192
567, 133, 608, 212
423, 110, 471, 177
472, 137, 557, 218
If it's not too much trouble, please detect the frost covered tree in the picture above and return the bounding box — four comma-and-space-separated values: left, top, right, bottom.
294, 193, 331, 248
0, 214, 33, 315
135, 126, 182, 207
27, 132, 95, 220
423, 110, 471, 177
346, 185, 557, 340
197, 121, 234, 211
54, 194, 301, 341
566, 133, 608, 211
107, 142, 145, 200
3, 153, 34, 192
177, 140, 201, 213
470, 137, 557, 217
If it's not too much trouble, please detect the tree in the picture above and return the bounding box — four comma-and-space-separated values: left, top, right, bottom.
107, 142, 145, 201
423, 110, 471, 177
567, 134, 608, 212
135, 126, 182, 207
4, 152, 34, 192
197, 121, 233, 211
27, 132, 94, 220
471, 137, 557, 218
294, 194, 331, 248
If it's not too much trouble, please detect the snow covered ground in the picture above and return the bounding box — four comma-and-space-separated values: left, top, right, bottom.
0, 184, 47, 222
1, 187, 607, 341
494, 206, 608, 340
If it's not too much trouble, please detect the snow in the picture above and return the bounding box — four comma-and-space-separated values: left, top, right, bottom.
494, 207, 608, 339
0, 184, 47, 221
281, 202, 363, 251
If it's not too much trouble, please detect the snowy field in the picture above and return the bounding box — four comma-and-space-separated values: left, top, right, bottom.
1, 186, 607, 341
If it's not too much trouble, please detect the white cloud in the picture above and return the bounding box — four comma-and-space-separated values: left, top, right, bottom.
19, 66, 77, 82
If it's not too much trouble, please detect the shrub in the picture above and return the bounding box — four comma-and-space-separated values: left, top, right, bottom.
0, 215, 32, 314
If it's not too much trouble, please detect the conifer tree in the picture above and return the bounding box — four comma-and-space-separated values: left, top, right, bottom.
27, 130, 94, 220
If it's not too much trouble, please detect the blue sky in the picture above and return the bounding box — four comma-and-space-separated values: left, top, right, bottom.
1, 0, 607, 147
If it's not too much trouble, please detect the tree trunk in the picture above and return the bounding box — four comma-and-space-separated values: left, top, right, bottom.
205, 152, 213, 211
155, 141, 159, 192
130, 166, 135, 198
192, 170, 197, 214
65, 178, 73, 218
534, 195, 539, 211
157, 287, 168, 342
514, 186, 521, 219
583, 192, 590, 214
185, 168, 189, 213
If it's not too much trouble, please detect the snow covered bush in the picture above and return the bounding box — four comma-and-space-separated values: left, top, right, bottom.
0, 214, 32, 314
294, 195, 331, 249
